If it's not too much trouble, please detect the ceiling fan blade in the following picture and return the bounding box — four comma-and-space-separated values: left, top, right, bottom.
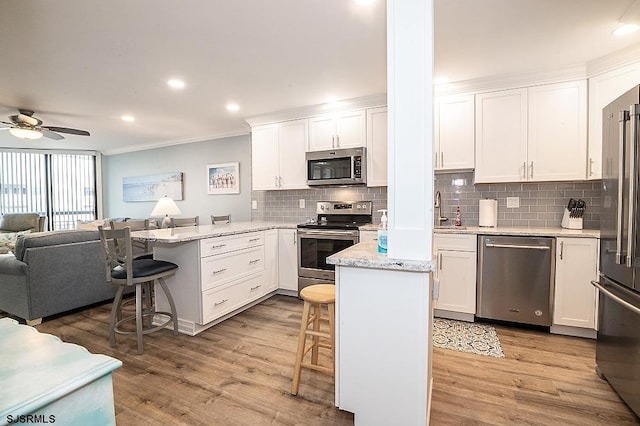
41, 129, 65, 140
42, 126, 90, 136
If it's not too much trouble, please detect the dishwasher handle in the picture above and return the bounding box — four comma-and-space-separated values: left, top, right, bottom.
485, 243, 551, 251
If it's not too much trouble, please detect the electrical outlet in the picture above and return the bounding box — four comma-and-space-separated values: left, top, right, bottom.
299, 199, 306, 209
506, 197, 520, 208
251, 200, 258, 210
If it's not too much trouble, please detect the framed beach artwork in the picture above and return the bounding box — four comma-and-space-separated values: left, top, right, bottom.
123, 172, 184, 202
207, 162, 240, 194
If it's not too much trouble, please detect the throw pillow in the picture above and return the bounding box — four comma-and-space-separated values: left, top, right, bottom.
0, 230, 32, 253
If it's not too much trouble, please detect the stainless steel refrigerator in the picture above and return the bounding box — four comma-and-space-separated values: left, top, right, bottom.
596, 85, 640, 418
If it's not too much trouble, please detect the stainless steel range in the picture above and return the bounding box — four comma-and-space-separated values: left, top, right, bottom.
297, 201, 373, 292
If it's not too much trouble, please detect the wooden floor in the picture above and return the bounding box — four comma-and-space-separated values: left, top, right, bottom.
5, 295, 639, 425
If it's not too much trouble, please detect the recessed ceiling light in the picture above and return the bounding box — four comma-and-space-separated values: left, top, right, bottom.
167, 79, 186, 89
226, 103, 240, 112
613, 23, 640, 37
121, 115, 135, 122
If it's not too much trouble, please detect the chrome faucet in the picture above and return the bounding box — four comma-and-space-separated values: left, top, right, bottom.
434, 191, 448, 225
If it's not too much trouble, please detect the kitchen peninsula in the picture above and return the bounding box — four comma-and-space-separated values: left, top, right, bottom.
327, 241, 435, 425
131, 222, 297, 336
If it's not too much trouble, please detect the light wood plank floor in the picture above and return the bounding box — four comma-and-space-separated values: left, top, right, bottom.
4, 295, 639, 425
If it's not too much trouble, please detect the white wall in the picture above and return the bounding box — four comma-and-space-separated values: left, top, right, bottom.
102, 134, 252, 222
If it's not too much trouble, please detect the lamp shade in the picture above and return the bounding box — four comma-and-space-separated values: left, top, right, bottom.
151, 196, 181, 217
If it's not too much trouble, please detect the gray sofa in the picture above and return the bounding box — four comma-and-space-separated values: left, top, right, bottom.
0, 230, 121, 324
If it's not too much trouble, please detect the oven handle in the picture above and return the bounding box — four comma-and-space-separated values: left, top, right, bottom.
592, 279, 640, 316
298, 230, 359, 238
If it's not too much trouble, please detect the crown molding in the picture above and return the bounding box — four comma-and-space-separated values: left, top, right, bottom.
586, 44, 640, 77
244, 93, 387, 127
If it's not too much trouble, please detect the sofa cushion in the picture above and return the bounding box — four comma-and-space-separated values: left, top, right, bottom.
13, 230, 100, 262
0, 214, 41, 233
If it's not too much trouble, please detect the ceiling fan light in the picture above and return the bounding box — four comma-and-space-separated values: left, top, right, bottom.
9, 127, 43, 140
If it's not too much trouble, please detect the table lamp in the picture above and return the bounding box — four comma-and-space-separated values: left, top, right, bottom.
151, 195, 181, 228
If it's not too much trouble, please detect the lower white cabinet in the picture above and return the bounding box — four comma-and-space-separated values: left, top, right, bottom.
264, 229, 279, 293
433, 234, 477, 318
553, 237, 599, 331
278, 229, 298, 292
359, 229, 378, 243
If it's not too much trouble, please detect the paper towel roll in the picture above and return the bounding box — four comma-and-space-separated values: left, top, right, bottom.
479, 199, 498, 227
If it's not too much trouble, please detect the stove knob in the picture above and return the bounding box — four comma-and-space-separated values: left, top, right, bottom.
320, 205, 325, 210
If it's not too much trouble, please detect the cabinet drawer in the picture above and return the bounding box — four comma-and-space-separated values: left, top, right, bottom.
200, 231, 264, 257
434, 233, 477, 252
201, 245, 265, 291
201, 275, 266, 324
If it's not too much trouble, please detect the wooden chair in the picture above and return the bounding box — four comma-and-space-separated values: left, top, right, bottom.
291, 284, 336, 396
98, 226, 179, 355
210, 214, 231, 224
170, 216, 199, 228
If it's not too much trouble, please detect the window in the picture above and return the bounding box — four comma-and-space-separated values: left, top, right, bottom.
0, 150, 98, 230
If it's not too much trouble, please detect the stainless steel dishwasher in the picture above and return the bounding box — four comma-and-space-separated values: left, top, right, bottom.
477, 235, 555, 327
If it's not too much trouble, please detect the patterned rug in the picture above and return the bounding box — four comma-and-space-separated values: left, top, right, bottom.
433, 318, 505, 358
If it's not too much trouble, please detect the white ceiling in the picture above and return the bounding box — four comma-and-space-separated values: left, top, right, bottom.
0, 0, 639, 155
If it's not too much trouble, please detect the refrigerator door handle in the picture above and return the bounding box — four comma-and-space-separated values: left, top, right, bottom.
627, 105, 640, 268
592, 280, 640, 316
616, 110, 629, 265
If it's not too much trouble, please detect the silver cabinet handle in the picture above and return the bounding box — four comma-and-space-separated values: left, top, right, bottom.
592, 280, 640, 315
212, 268, 227, 275
250, 284, 262, 291
335, 134, 340, 148
530, 162, 534, 179
486, 243, 550, 250
248, 237, 260, 242
249, 259, 261, 264
279, 176, 283, 187
293, 230, 297, 245
617, 110, 628, 265
275, 176, 278, 187
331, 135, 336, 148
214, 298, 229, 307
441, 152, 444, 168
438, 252, 442, 270
435, 151, 438, 168
589, 157, 594, 176
559, 241, 564, 260
522, 162, 526, 180
628, 104, 640, 268
211, 243, 226, 249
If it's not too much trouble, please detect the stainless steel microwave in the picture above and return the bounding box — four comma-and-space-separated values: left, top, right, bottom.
306, 147, 367, 186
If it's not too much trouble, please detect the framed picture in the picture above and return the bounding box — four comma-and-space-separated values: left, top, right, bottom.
123, 172, 183, 202
207, 162, 240, 194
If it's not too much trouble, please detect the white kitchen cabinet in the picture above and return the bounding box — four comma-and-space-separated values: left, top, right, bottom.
435, 94, 475, 171
264, 229, 278, 293
278, 228, 298, 292
433, 234, 477, 319
366, 106, 388, 187
251, 119, 308, 190
359, 229, 378, 243
553, 237, 598, 331
309, 110, 366, 151
588, 60, 640, 180
475, 80, 587, 183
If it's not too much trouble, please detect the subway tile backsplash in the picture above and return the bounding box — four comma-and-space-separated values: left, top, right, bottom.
435, 172, 601, 229
252, 173, 601, 230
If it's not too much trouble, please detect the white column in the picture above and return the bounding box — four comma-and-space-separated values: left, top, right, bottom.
387, 0, 434, 261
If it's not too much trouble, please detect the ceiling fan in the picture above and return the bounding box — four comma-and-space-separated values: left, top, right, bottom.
0, 109, 90, 140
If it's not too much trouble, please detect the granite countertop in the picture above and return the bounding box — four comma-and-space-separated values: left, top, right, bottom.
433, 225, 600, 238
131, 221, 299, 243
327, 241, 435, 273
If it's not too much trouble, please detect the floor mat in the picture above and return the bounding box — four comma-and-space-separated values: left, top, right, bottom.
433, 318, 505, 358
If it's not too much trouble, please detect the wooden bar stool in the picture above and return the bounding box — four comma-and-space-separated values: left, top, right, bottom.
291, 284, 335, 396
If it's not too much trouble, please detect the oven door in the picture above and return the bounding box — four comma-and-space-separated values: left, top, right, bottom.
297, 229, 359, 281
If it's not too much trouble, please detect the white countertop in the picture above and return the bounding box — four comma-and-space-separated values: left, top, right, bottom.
131, 221, 298, 242
434, 225, 599, 238
326, 241, 435, 272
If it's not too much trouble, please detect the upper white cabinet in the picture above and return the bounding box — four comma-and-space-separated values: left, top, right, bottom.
309, 110, 366, 151
366, 107, 388, 187
553, 237, 598, 331
588, 60, 640, 180
435, 94, 475, 171
251, 119, 309, 190
475, 80, 587, 183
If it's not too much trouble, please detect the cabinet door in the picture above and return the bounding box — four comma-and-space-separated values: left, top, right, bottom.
278, 119, 309, 189
309, 114, 336, 151
264, 229, 278, 292
359, 230, 378, 243
335, 109, 366, 148
435, 249, 477, 314
437, 94, 475, 171
366, 107, 388, 187
475, 88, 528, 183
528, 80, 587, 181
278, 229, 298, 292
588, 61, 640, 180
554, 237, 598, 329
251, 124, 280, 190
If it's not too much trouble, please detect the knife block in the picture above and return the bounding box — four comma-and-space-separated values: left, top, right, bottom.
561, 209, 583, 230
